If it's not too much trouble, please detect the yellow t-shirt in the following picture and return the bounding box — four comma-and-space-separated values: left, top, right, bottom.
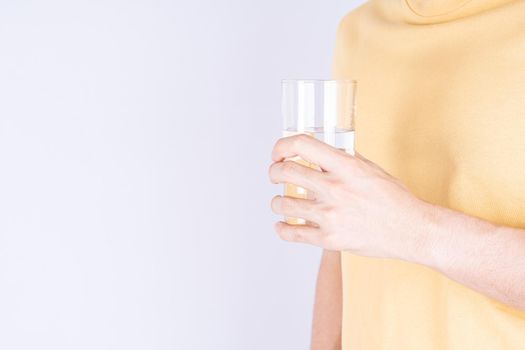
332, 0, 525, 348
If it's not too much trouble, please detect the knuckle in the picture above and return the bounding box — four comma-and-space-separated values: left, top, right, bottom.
326, 186, 343, 200
280, 231, 293, 242
280, 197, 296, 212
292, 133, 309, 147
324, 176, 351, 200
281, 160, 297, 175
268, 164, 275, 181
289, 227, 303, 242
295, 163, 309, 178
276, 223, 304, 243
278, 226, 293, 241
268, 162, 282, 182
334, 149, 354, 164
270, 196, 282, 213
340, 155, 357, 172
324, 174, 342, 189
322, 206, 338, 222
270, 150, 279, 162
272, 138, 286, 160
351, 156, 367, 173
297, 133, 310, 142
274, 137, 285, 149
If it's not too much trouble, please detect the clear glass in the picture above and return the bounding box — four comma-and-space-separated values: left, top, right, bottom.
281, 79, 356, 225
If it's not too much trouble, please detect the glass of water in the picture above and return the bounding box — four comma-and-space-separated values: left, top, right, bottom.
281, 79, 356, 225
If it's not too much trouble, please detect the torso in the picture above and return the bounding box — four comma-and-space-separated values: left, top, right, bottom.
333, 1, 525, 348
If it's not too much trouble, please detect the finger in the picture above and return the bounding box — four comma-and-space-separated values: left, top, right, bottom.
268, 160, 326, 194
271, 195, 321, 223
271, 133, 349, 172
274, 221, 324, 247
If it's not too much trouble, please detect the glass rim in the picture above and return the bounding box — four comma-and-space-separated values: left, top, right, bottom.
281, 78, 357, 84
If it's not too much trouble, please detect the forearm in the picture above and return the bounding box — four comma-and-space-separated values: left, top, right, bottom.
414, 201, 525, 312
310, 249, 342, 350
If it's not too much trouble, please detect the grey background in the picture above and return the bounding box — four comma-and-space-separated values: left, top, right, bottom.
0, 0, 365, 349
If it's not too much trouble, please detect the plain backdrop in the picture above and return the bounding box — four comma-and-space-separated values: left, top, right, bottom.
0, 0, 365, 349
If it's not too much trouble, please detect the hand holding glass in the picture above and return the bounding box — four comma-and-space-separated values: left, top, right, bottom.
281, 79, 356, 225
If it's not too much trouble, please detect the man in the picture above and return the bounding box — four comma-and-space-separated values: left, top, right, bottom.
268, 0, 525, 349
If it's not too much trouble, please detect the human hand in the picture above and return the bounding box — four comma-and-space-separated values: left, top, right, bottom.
268, 134, 435, 261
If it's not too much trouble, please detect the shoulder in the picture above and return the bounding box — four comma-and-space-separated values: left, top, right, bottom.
332, 2, 374, 76
335, 1, 374, 41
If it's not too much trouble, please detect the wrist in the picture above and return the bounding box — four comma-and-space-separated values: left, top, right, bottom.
409, 200, 499, 273
404, 199, 450, 268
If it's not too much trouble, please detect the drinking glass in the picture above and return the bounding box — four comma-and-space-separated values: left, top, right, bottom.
281, 79, 356, 225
